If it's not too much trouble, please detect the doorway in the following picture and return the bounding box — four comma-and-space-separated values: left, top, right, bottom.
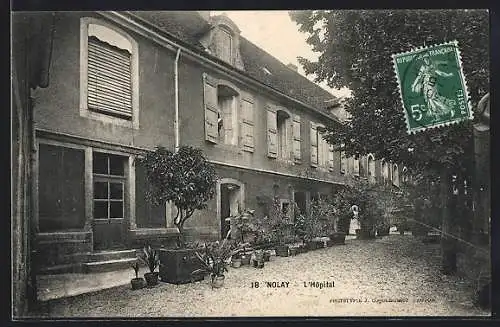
218, 178, 245, 240
92, 152, 127, 250
220, 183, 241, 239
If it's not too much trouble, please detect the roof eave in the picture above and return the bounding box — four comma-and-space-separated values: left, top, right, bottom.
111, 11, 341, 125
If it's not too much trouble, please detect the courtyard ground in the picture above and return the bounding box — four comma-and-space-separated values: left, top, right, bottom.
31, 234, 490, 317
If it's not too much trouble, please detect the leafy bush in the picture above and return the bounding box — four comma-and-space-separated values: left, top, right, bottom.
293, 204, 307, 243
330, 180, 383, 234
309, 197, 338, 236
254, 197, 293, 245
137, 146, 218, 247
229, 208, 259, 243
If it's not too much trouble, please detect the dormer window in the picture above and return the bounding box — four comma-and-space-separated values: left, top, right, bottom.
201, 14, 245, 70
220, 28, 233, 64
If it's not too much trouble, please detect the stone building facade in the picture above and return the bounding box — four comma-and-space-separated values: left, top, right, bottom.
13, 11, 403, 276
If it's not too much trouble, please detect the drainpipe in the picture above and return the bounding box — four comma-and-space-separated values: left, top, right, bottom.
174, 48, 181, 152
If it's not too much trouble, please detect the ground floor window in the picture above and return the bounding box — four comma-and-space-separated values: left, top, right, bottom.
38, 143, 85, 232
93, 152, 126, 219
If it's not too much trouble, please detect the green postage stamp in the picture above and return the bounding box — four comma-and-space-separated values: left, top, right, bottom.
392, 41, 473, 134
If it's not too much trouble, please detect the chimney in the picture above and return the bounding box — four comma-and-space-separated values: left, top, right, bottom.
197, 11, 211, 22
287, 63, 298, 72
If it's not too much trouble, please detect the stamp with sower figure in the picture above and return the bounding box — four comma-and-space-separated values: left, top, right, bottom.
392, 40, 473, 134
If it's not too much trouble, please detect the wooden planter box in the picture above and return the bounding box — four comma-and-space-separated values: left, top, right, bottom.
306, 240, 322, 250
275, 244, 290, 257
376, 227, 390, 237
329, 232, 346, 245
159, 248, 205, 284
357, 229, 376, 240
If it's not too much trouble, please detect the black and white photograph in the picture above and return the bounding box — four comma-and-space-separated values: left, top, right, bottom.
11, 9, 491, 318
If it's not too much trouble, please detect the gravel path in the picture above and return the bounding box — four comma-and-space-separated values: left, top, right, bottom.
33, 235, 489, 317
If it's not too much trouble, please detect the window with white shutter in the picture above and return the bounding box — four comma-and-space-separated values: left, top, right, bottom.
310, 122, 318, 166
241, 95, 254, 152
87, 36, 132, 118
203, 74, 219, 143
328, 144, 334, 170
292, 115, 301, 163
80, 19, 139, 128
267, 106, 277, 158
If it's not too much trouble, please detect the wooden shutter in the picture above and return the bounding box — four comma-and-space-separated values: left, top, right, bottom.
340, 144, 347, 173
292, 115, 301, 162
328, 144, 334, 170
267, 106, 277, 158
88, 36, 132, 118
203, 74, 219, 143
353, 158, 360, 175
241, 95, 254, 152
310, 122, 318, 166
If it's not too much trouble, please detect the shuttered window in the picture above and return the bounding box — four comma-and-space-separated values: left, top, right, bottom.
88, 35, 132, 119
267, 107, 277, 158
241, 96, 255, 152
353, 158, 360, 175
204, 74, 219, 143
292, 115, 301, 163
328, 144, 335, 170
340, 144, 347, 173
310, 122, 318, 166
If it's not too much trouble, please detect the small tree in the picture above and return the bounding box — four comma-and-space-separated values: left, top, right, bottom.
138, 146, 218, 248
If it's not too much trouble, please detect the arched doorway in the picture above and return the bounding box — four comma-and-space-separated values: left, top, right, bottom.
217, 178, 245, 239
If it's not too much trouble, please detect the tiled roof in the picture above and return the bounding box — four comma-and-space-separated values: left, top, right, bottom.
130, 11, 339, 113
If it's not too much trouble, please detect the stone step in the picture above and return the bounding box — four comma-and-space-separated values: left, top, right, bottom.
36, 241, 93, 265
82, 258, 138, 274
87, 249, 137, 262
38, 263, 84, 275
37, 231, 91, 242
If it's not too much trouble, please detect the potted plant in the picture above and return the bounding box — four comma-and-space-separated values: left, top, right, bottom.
231, 251, 242, 268
252, 250, 265, 268
231, 209, 259, 245
304, 200, 322, 250
139, 245, 160, 287
263, 250, 271, 261
191, 234, 241, 289
266, 197, 293, 257
293, 206, 307, 248
138, 146, 218, 284
130, 261, 146, 290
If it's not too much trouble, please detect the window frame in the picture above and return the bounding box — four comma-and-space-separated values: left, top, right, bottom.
276, 109, 291, 160
92, 152, 127, 221
219, 27, 233, 64
80, 17, 140, 129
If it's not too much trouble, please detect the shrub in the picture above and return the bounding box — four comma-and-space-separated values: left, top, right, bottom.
137, 146, 218, 248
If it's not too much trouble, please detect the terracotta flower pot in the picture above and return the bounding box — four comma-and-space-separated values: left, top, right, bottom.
144, 272, 159, 287
231, 257, 242, 268
131, 277, 146, 290
212, 275, 225, 288
241, 255, 251, 265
